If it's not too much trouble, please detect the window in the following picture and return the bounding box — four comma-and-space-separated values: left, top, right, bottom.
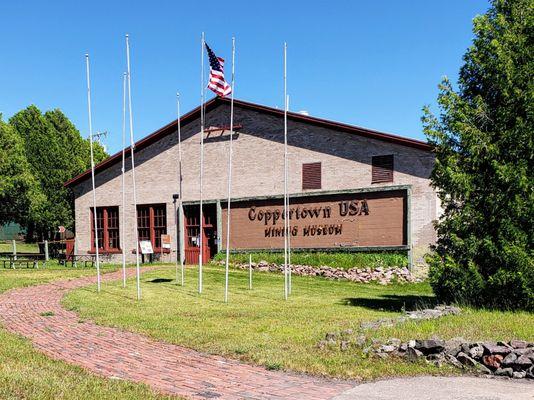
137, 204, 167, 250
372, 155, 394, 183
302, 162, 322, 190
90, 206, 120, 252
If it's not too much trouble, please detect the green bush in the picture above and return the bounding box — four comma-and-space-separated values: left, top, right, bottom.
213, 251, 408, 270
428, 254, 534, 311
428, 255, 484, 306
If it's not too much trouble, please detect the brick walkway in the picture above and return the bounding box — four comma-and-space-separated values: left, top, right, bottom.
0, 269, 354, 399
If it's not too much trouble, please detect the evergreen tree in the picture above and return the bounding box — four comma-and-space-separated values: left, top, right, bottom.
423, 0, 533, 310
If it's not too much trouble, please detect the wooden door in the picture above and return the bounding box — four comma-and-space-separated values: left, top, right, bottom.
184, 205, 216, 264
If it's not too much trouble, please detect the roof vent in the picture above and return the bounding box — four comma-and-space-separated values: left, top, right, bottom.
298, 110, 309, 116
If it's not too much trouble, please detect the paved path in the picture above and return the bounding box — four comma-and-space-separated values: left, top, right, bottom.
333, 376, 534, 400
1, 269, 532, 400
0, 268, 353, 399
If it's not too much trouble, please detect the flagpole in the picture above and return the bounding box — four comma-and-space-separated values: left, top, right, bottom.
224, 37, 236, 303
176, 92, 184, 286
121, 71, 127, 288
126, 34, 141, 300
283, 42, 288, 300
199, 32, 205, 294
85, 54, 101, 293
287, 93, 292, 295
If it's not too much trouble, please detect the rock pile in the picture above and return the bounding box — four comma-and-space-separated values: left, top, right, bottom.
371, 338, 534, 379
224, 260, 421, 284
359, 305, 461, 330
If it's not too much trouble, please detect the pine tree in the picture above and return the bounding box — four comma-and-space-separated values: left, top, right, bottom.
423, 0, 533, 310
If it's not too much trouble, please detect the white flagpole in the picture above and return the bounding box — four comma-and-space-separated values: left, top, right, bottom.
224, 37, 236, 303
287, 93, 292, 295
199, 32, 205, 294
85, 54, 101, 293
176, 92, 184, 286
283, 42, 288, 300
121, 72, 127, 288
126, 34, 141, 300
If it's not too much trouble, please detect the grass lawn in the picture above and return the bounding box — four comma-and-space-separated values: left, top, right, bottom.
0, 241, 40, 253
0, 266, 175, 399
64, 264, 533, 380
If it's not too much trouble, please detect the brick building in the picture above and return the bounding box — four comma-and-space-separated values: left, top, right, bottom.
65, 97, 439, 267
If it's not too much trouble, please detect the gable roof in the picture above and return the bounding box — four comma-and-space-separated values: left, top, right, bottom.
64, 97, 432, 188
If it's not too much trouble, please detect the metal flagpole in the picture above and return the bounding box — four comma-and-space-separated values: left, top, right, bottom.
287, 94, 292, 295
121, 72, 127, 288
283, 42, 288, 300
126, 34, 141, 300
176, 92, 184, 286
85, 54, 101, 293
199, 32, 205, 294
224, 37, 236, 303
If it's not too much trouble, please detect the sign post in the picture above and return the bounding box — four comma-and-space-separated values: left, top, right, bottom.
161, 234, 171, 261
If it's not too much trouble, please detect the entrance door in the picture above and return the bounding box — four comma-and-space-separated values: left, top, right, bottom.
183, 204, 217, 264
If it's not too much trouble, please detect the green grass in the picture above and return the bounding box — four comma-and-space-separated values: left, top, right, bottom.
213, 251, 408, 269
64, 264, 534, 381
0, 266, 176, 399
0, 241, 40, 253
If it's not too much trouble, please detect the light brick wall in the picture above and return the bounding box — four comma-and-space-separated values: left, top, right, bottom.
72, 103, 437, 264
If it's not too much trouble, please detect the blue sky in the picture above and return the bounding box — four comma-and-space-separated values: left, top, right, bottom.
0, 1, 489, 154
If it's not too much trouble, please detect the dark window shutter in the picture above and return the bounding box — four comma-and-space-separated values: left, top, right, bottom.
372, 155, 394, 183
302, 162, 321, 190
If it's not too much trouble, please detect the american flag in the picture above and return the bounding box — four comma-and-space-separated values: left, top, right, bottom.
205, 43, 232, 97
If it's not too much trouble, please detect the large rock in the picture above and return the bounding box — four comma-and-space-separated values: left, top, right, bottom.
501, 352, 518, 367
415, 339, 445, 355
510, 340, 527, 349
483, 343, 512, 355
482, 354, 503, 369
456, 352, 478, 367
513, 355, 533, 369
495, 367, 514, 378
513, 371, 527, 379
468, 344, 484, 359
405, 347, 424, 362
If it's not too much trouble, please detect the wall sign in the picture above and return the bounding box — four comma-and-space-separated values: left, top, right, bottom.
221, 190, 407, 249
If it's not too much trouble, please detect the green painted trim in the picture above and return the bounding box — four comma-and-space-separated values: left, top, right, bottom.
183, 185, 412, 206
406, 187, 413, 271
216, 200, 222, 253
182, 199, 219, 206
228, 246, 409, 254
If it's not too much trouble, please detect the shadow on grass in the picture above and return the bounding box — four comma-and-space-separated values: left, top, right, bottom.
341, 294, 437, 312
147, 278, 174, 283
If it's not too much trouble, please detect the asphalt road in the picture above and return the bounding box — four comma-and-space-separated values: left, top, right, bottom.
333, 376, 533, 400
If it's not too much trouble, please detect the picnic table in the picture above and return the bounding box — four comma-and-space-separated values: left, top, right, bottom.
59, 254, 97, 268
1, 253, 46, 269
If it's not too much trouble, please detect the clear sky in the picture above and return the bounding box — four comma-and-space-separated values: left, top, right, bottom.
0, 0, 489, 154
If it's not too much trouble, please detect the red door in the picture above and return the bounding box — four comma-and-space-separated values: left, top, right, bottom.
184, 205, 216, 264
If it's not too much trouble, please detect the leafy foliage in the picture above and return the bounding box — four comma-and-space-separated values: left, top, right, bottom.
3, 106, 107, 239
0, 116, 45, 228
423, 0, 534, 310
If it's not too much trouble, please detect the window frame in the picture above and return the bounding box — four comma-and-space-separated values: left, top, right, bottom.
136, 204, 168, 252
90, 206, 121, 253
